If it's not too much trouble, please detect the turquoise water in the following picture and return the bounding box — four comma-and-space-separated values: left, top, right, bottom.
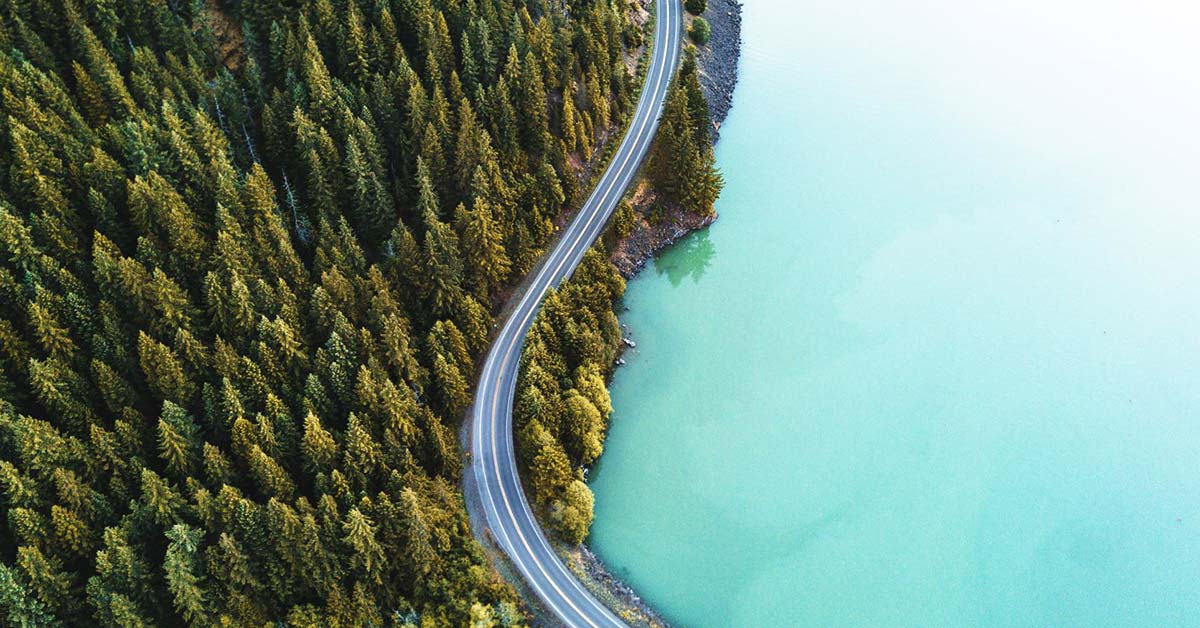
587, 1, 1200, 626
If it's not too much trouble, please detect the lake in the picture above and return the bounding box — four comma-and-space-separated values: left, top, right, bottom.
587, 0, 1200, 626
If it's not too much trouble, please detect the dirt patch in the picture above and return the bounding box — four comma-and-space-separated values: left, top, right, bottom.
202, 0, 246, 72
624, 0, 653, 76
610, 180, 717, 277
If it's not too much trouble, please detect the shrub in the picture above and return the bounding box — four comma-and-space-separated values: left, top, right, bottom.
550, 481, 596, 544
689, 17, 712, 45
686, 0, 707, 15
603, 199, 636, 250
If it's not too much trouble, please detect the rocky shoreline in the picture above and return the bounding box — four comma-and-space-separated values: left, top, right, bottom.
555, 543, 673, 628
610, 0, 743, 279
564, 2, 744, 627
695, 0, 744, 138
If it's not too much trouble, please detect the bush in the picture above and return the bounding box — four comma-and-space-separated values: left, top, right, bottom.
686, 0, 707, 15
607, 199, 636, 241
689, 17, 712, 45
550, 481, 596, 544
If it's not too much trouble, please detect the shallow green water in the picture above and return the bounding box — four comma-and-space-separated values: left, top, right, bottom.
586, 1, 1200, 626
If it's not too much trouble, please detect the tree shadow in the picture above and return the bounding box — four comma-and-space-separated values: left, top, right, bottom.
653, 229, 716, 287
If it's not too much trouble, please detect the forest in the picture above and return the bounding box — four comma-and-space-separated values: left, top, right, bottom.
0, 0, 647, 625
512, 45, 719, 546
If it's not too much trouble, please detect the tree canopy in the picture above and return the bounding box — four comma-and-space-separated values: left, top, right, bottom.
514, 247, 625, 544
647, 49, 722, 215
0, 0, 644, 624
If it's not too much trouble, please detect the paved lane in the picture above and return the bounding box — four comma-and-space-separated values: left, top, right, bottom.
467, 1, 682, 626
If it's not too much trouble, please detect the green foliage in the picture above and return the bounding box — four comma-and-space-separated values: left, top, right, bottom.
686, 0, 709, 16
0, 562, 63, 628
550, 481, 595, 545
514, 248, 624, 543
0, 0, 643, 624
689, 17, 712, 45
647, 51, 724, 214
613, 200, 637, 239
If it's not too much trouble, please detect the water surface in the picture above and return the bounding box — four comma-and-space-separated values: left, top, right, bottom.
588, 1, 1200, 626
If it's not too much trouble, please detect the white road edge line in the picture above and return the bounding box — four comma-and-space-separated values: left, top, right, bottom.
471, 1, 681, 626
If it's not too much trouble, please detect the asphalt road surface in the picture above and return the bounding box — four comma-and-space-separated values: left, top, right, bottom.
467, 1, 682, 626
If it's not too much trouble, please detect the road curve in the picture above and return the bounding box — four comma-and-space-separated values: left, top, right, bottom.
468, 1, 682, 626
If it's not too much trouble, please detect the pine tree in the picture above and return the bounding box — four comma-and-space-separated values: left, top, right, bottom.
342, 506, 385, 582
344, 134, 393, 241
301, 412, 338, 473
561, 84, 580, 154
0, 562, 63, 628
399, 488, 436, 579
647, 70, 723, 215
16, 546, 77, 621
163, 524, 207, 625
138, 331, 194, 405
422, 206, 465, 318
456, 197, 510, 299
67, 15, 136, 119
342, 413, 382, 490
157, 401, 200, 478
300, 35, 337, 124
342, 2, 371, 84
453, 98, 496, 202
140, 469, 185, 526
431, 353, 469, 417
517, 51, 550, 159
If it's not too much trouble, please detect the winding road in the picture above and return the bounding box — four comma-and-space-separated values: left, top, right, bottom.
467, 0, 682, 626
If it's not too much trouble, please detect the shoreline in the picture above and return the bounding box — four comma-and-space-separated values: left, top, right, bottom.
456, 3, 655, 624
611, 0, 743, 279
461, 1, 743, 624
567, 1, 744, 626
695, 0, 744, 138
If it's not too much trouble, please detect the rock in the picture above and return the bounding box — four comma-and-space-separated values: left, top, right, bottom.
696, 0, 743, 139
610, 206, 718, 278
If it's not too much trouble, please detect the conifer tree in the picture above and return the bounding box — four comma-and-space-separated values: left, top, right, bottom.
158, 401, 200, 479
0, 0, 649, 622
421, 200, 466, 318
0, 562, 63, 628
457, 197, 511, 300
647, 61, 723, 215
399, 488, 436, 579
342, 506, 385, 582
163, 524, 207, 625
